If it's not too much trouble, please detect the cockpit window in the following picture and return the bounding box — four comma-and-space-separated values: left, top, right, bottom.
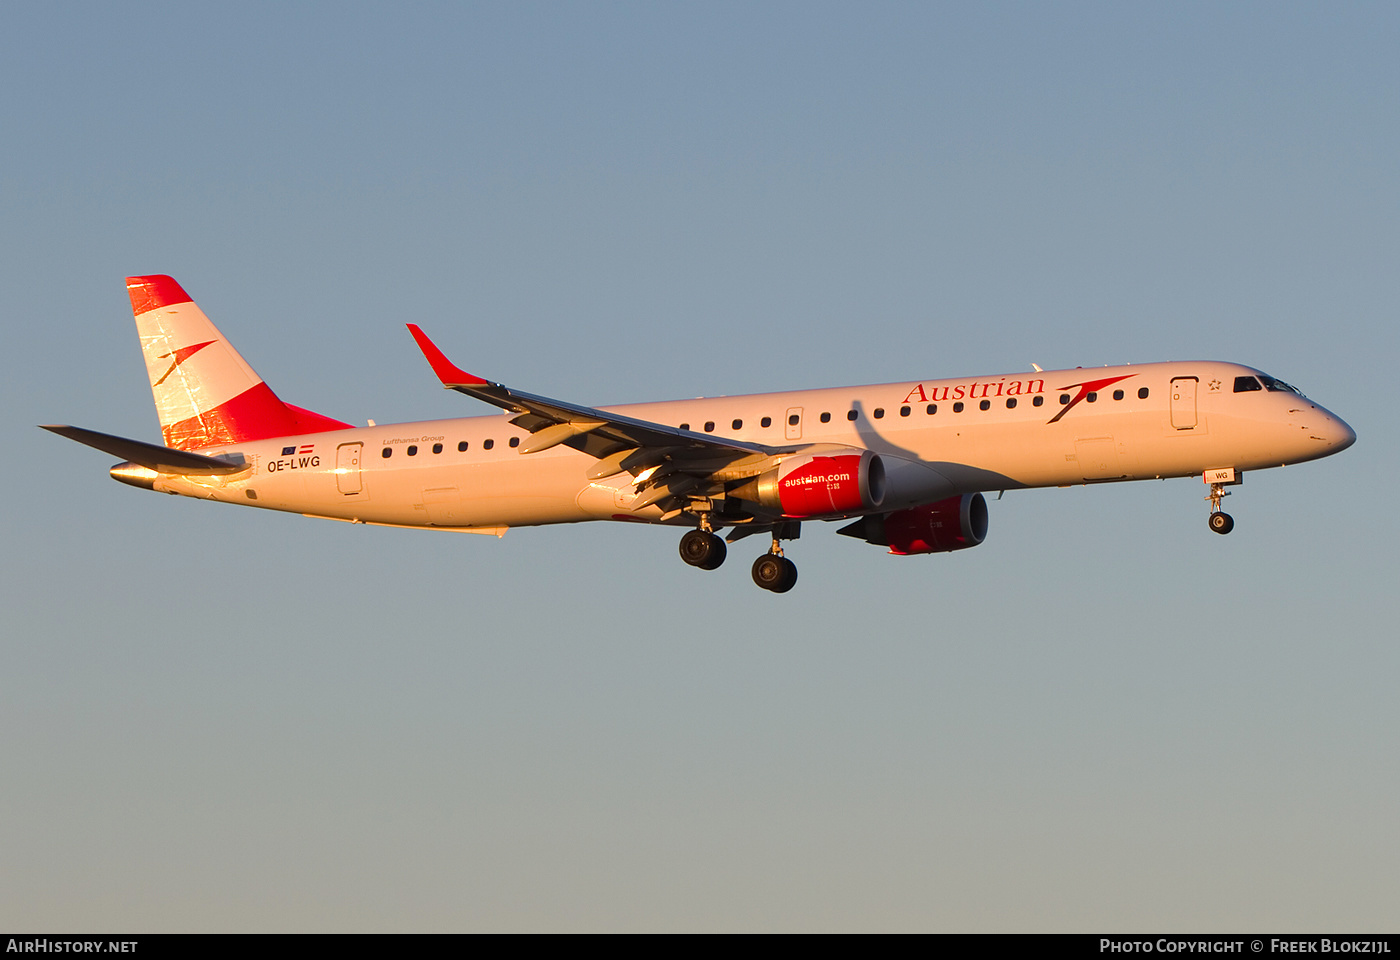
1259, 374, 1302, 395
1233, 376, 1263, 393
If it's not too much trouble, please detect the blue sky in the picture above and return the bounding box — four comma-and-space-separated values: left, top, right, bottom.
3, 2, 1397, 931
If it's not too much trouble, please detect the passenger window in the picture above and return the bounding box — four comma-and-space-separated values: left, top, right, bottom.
1006, 397, 1017, 408
1234, 376, 1263, 393
433, 443, 443, 454
760, 417, 771, 428
732, 419, 742, 430
820, 412, 831, 423
788, 414, 800, 426
1060, 394, 1071, 404
704, 421, 715, 432
382, 447, 392, 458
873, 408, 885, 419
1086, 393, 1097, 403
1138, 387, 1149, 399
926, 404, 937, 415
1113, 390, 1124, 400
458, 441, 468, 451
1033, 396, 1044, 407
847, 410, 858, 421
483, 439, 494, 450
679, 423, 689, 431
953, 402, 964, 413
509, 437, 520, 448
900, 406, 910, 417
407, 445, 418, 456
979, 399, 990, 411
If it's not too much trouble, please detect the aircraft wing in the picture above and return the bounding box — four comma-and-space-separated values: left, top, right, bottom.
406, 325, 780, 510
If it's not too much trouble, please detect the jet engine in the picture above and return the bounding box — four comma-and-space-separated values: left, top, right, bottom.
729, 450, 886, 518
837, 493, 988, 554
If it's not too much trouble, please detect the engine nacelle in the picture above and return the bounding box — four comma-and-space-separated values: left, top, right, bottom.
730, 450, 886, 518
838, 493, 988, 555
886, 493, 988, 554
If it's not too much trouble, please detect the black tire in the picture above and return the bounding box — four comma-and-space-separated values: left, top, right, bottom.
751, 554, 785, 590
752, 554, 797, 592
1208, 512, 1234, 535
771, 556, 798, 594
680, 529, 726, 569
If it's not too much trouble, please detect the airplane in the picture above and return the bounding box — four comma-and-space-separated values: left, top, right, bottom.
43, 275, 1357, 593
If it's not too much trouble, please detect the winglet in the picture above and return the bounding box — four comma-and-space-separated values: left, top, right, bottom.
406, 324, 492, 386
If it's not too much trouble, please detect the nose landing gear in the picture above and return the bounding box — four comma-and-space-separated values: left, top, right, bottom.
1208, 509, 1234, 534
1206, 481, 1234, 535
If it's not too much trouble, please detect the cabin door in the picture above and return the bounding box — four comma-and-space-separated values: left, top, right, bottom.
1170, 378, 1198, 430
335, 442, 364, 494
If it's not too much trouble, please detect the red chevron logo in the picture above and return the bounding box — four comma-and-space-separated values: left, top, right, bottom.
1046, 374, 1136, 424
153, 340, 217, 386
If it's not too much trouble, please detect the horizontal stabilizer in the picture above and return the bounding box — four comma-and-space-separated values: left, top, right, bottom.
40, 425, 249, 475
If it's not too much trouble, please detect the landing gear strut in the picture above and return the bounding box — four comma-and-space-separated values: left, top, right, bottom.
751, 535, 798, 593
1206, 482, 1234, 535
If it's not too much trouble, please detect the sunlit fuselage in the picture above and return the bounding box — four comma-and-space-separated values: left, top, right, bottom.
136, 359, 1355, 533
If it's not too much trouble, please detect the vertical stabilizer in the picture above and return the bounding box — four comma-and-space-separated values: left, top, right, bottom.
127, 275, 352, 450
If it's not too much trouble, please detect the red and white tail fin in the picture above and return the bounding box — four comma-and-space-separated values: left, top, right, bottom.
127, 275, 352, 450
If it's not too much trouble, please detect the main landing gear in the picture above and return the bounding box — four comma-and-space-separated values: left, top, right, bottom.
677, 521, 800, 592
1206, 481, 1235, 535
751, 548, 798, 594
679, 528, 727, 570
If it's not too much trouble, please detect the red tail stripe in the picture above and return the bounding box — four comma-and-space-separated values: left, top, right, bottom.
161, 382, 353, 450
284, 403, 356, 436
127, 275, 195, 315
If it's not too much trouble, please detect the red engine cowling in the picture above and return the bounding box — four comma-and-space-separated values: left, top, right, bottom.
881, 493, 988, 554
730, 450, 886, 518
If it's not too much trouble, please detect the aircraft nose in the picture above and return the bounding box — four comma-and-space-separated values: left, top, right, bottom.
1327, 414, 1357, 452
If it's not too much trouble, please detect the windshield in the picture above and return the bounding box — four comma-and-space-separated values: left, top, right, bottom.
1258, 374, 1304, 396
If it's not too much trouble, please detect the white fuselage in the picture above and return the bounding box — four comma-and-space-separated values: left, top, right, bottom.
144, 360, 1355, 534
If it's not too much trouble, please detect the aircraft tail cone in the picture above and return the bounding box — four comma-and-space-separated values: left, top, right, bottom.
110, 461, 158, 490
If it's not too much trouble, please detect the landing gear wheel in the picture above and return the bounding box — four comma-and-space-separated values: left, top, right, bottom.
772, 557, 798, 593
1204, 481, 1236, 536
751, 554, 798, 593
679, 529, 727, 569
